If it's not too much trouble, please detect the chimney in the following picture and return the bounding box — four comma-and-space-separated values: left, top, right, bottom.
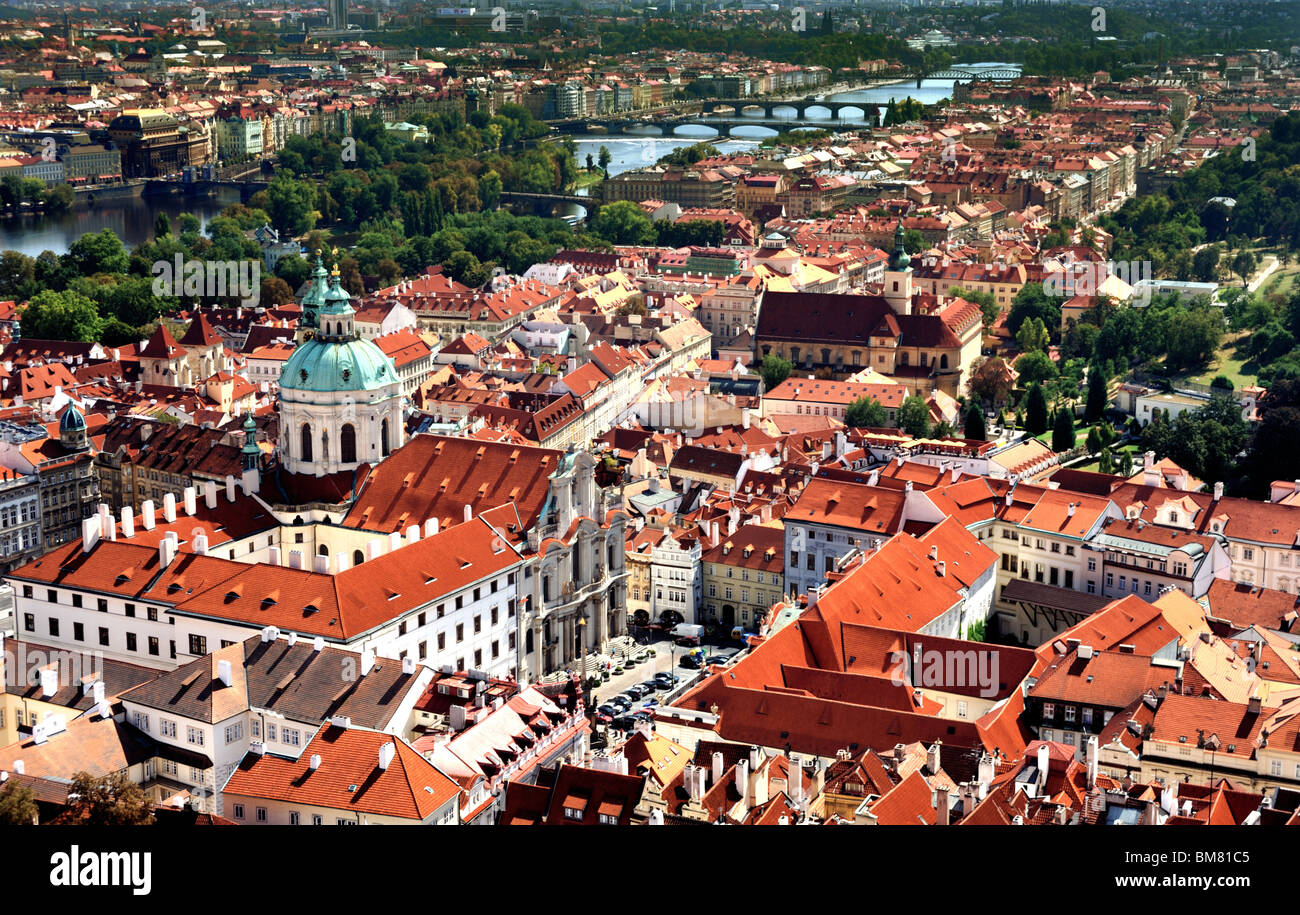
712, 751, 725, 786
388, 531, 404, 553
334, 553, 350, 574
935, 560, 946, 577
360, 648, 376, 677
183, 486, 197, 516
927, 740, 941, 774
288, 550, 303, 569
141, 499, 156, 530
39, 665, 58, 698
159, 532, 178, 569
193, 534, 209, 556
205, 480, 218, 509
81, 516, 100, 553
1036, 743, 1050, 792
268, 546, 281, 566
1085, 735, 1098, 789
463, 504, 473, 524
309, 754, 321, 771
313, 554, 329, 573
424, 517, 440, 538
225, 475, 237, 502
366, 538, 384, 561
1214, 481, 1224, 501
789, 754, 803, 803
406, 524, 421, 546
378, 742, 396, 771
261, 626, 279, 643
217, 659, 233, 687
928, 544, 938, 561
735, 758, 749, 798
121, 507, 134, 539
1067, 502, 1076, 518
163, 492, 177, 524
935, 785, 950, 825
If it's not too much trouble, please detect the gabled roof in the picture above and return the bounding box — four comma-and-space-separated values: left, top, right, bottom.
222, 725, 461, 821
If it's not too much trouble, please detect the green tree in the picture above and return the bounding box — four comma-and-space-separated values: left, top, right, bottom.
0, 780, 38, 825
758, 353, 793, 392
898, 395, 931, 437
154, 213, 171, 239
1052, 407, 1076, 452
1192, 245, 1221, 282
67, 771, 154, 826
1016, 316, 1050, 353
964, 402, 987, 441
1014, 350, 1058, 386
18, 289, 100, 341
1085, 366, 1108, 422
65, 228, 129, 276
1025, 382, 1049, 435
1007, 283, 1062, 340
902, 228, 925, 255
1231, 248, 1257, 286
590, 201, 656, 246
598, 145, 613, 178
264, 175, 318, 236
951, 285, 1000, 328
844, 396, 887, 428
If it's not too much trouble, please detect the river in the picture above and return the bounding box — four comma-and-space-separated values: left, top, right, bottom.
0, 189, 237, 258
0, 64, 1019, 254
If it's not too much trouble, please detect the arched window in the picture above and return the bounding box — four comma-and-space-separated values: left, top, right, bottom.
340, 424, 356, 464
381, 418, 391, 457
318, 544, 329, 556
353, 549, 365, 566
300, 423, 313, 462
940, 354, 949, 369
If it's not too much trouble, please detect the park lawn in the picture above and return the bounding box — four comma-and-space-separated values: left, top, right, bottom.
1074, 443, 1140, 473
1170, 330, 1260, 390
572, 169, 604, 190
1263, 264, 1300, 298
1034, 427, 1090, 451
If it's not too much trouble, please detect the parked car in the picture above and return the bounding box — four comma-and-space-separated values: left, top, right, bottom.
597, 704, 621, 718
611, 716, 634, 731
641, 679, 661, 692
593, 712, 613, 725
706, 655, 728, 666
654, 673, 680, 687
609, 696, 632, 712
624, 685, 647, 700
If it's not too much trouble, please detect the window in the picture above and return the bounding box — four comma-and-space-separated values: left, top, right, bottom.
160, 719, 176, 738
492, 640, 500, 659
23, 613, 33, 633
233, 804, 245, 820
125, 603, 135, 618
313, 815, 323, 826
189, 634, 207, 656
132, 712, 149, 731
1042, 729, 1053, 742
98, 626, 108, 647
126, 632, 137, 652
256, 807, 267, 823
564, 806, 583, 820
1087, 557, 1096, 572
956, 700, 968, 718
473, 615, 481, 634
48, 618, 59, 637
187, 726, 205, 746
598, 813, 618, 825
72, 594, 82, 608
1063, 705, 1076, 723
474, 649, 482, 668
267, 724, 277, 741
301, 423, 313, 462
149, 637, 159, 656
1042, 703, 1055, 720
437, 633, 445, 651
225, 723, 243, 744
283, 728, 300, 747
456, 624, 464, 643
73, 622, 84, 641
289, 812, 300, 825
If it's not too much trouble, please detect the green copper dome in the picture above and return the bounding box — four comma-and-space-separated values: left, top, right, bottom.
280, 336, 396, 394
